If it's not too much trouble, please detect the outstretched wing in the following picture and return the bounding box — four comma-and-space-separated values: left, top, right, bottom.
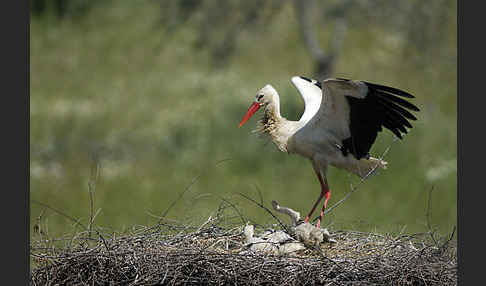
311, 78, 420, 160
290, 76, 322, 124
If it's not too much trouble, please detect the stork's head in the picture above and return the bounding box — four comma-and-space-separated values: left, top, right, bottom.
238, 84, 277, 128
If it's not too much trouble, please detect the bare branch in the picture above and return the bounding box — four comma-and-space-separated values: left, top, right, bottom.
237, 192, 289, 233
324, 139, 396, 217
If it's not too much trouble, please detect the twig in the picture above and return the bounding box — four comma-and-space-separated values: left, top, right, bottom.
196, 216, 214, 233
88, 155, 101, 240
425, 186, 439, 247
31, 200, 87, 230
157, 158, 232, 225
324, 138, 396, 216
219, 197, 247, 225
237, 192, 289, 233
253, 184, 264, 206
440, 225, 456, 251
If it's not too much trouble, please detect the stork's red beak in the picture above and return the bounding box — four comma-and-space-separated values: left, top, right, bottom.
238, 102, 261, 128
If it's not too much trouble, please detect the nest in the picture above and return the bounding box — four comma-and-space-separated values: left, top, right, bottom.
30, 201, 456, 285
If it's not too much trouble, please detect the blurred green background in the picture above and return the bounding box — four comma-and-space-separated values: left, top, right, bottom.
30, 0, 456, 240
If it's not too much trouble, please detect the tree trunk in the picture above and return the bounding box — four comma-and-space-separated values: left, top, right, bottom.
293, 0, 348, 80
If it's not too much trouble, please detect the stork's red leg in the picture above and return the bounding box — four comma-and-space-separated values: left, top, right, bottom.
315, 187, 331, 229
304, 191, 324, 223
304, 169, 331, 226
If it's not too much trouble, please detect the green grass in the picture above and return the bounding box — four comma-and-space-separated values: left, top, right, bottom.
30, 1, 456, 240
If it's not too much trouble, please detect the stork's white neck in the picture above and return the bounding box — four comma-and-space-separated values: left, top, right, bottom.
265, 94, 282, 121
255, 93, 303, 153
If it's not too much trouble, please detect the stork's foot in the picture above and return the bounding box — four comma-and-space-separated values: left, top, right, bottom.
304, 215, 310, 224
303, 215, 322, 229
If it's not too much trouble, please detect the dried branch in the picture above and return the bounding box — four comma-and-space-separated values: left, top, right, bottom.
324, 138, 396, 217
238, 192, 290, 234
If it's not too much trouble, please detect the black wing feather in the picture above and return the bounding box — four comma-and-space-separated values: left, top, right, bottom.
363, 82, 415, 98
341, 82, 419, 160
374, 90, 420, 111
377, 97, 418, 121
384, 108, 413, 129
384, 117, 407, 134
382, 121, 403, 139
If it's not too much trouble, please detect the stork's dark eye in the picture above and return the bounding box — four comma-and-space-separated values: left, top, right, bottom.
257, 94, 264, 100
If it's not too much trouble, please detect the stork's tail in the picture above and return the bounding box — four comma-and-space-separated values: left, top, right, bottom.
351, 157, 388, 178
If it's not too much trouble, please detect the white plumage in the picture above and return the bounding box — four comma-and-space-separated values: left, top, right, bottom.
239, 76, 419, 228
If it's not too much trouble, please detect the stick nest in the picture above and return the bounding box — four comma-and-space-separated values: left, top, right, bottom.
31, 204, 456, 285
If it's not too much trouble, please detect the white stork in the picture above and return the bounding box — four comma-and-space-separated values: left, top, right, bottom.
238, 76, 419, 228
